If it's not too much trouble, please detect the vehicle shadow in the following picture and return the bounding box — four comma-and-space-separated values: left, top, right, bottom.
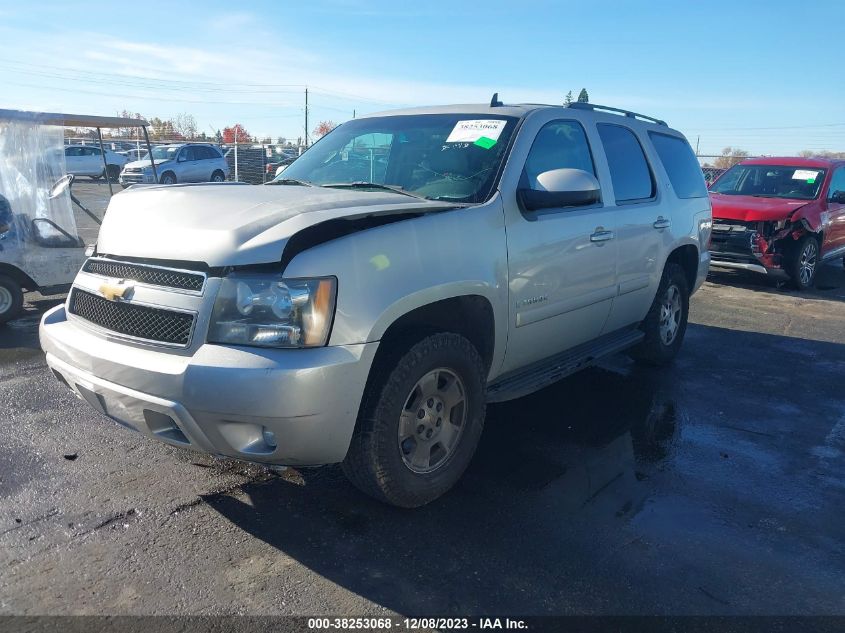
204, 322, 845, 615
707, 260, 845, 303
204, 360, 681, 615
0, 294, 62, 362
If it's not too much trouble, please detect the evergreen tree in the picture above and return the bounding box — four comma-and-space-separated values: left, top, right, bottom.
564, 90, 573, 105
577, 88, 589, 103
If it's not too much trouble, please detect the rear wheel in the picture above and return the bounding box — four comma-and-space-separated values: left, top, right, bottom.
630, 263, 689, 366
0, 275, 24, 325
211, 170, 225, 183
342, 332, 486, 507
787, 235, 818, 291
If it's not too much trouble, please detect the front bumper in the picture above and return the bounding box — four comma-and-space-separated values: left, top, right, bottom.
40, 305, 378, 466
119, 171, 155, 185
708, 221, 788, 280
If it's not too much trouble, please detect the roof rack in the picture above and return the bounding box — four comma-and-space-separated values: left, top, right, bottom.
566, 102, 667, 126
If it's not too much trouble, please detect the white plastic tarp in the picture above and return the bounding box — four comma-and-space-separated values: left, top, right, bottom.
0, 120, 77, 250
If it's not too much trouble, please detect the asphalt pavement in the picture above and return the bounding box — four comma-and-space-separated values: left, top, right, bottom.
0, 219, 843, 615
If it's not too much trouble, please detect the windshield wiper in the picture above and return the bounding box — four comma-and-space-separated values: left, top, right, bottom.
322, 182, 427, 200
267, 178, 316, 187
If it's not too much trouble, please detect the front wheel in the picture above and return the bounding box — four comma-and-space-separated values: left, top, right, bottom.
787, 235, 818, 291
160, 172, 176, 185
342, 332, 486, 507
211, 170, 225, 183
0, 274, 24, 325
630, 263, 690, 366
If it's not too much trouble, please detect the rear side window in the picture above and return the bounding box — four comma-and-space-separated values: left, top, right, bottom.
649, 132, 708, 199
597, 124, 654, 202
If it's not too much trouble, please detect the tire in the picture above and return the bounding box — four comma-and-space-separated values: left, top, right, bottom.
106, 165, 121, 181
0, 274, 24, 325
342, 332, 486, 508
90, 173, 101, 181
786, 234, 819, 291
160, 172, 176, 185
630, 262, 690, 366
211, 170, 225, 183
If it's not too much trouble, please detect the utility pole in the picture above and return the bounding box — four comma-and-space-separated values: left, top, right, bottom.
696, 135, 700, 156
304, 87, 309, 149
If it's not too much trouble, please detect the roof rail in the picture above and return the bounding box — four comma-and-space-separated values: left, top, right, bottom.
566, 102, 667, 126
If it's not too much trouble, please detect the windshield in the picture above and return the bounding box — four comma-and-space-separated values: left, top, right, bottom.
711, 164, 826, 200
150, 146, 181, 161
277, 114, 518, 203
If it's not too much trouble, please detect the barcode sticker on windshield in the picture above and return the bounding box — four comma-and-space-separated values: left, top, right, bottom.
792, 169, 819, 181
446, 120, 507, 144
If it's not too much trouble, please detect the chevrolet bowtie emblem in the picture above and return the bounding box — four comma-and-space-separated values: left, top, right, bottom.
99, 280, 134, 302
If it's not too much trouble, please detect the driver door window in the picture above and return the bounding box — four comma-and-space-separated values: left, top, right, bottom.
522, 120, 596, 191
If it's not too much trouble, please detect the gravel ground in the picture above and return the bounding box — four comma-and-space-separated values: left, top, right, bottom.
1, 197, 844, 616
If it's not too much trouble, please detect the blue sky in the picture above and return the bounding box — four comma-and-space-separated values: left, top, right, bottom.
1, 0, 843, 155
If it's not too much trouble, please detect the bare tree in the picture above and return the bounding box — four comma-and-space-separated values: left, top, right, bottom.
173, 113, 198, 140
799, 149, 845, 159
714, 147, 750, 169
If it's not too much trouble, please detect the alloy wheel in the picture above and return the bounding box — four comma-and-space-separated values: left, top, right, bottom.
798, 240, 817, 287
397, 368, 467, 474
659, 283, 682, 346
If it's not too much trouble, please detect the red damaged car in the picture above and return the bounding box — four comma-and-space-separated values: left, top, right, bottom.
708, 157, 845, 289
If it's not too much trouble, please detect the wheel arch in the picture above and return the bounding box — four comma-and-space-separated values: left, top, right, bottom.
665, 243, 698, 291
371, 294, 497, 378
0, 263, 37, 291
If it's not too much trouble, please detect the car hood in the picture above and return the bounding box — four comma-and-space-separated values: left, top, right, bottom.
709, 192, 809, 222
97, 183, 458, 267
124, 158, 172, 170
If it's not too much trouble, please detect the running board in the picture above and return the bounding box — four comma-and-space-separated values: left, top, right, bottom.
486, 328, 644, 403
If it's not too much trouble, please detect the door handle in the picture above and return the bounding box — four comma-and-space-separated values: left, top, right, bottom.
653, 217, 671, 230
590, 229, 615, 243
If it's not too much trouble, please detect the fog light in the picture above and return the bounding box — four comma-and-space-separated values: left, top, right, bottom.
262, 427, 277, 451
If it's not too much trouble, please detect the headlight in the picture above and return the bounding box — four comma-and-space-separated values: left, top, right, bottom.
208, 274, 336, 348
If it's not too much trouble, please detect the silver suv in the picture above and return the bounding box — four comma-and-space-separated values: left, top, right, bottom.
119, 143, 228, 186
41, 100, 711, 507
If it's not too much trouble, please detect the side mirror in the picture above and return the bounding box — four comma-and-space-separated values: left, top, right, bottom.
177, 155, 186, 162
49, 174, 75, 199
831, 190, 845, 204
518, 168, 600, 212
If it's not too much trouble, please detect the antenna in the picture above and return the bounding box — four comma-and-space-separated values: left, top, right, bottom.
490, 92, 503, 107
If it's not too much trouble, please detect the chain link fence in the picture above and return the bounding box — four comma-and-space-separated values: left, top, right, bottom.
65, 136, 306, 185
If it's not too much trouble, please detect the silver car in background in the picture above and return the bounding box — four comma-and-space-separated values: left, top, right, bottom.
119, 143, 228, 186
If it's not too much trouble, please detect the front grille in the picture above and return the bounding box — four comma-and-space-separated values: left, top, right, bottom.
83, 259, 205, 293
68, 288, 195, 346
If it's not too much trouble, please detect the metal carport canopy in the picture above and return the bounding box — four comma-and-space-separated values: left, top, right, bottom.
0, 109, 149, 128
